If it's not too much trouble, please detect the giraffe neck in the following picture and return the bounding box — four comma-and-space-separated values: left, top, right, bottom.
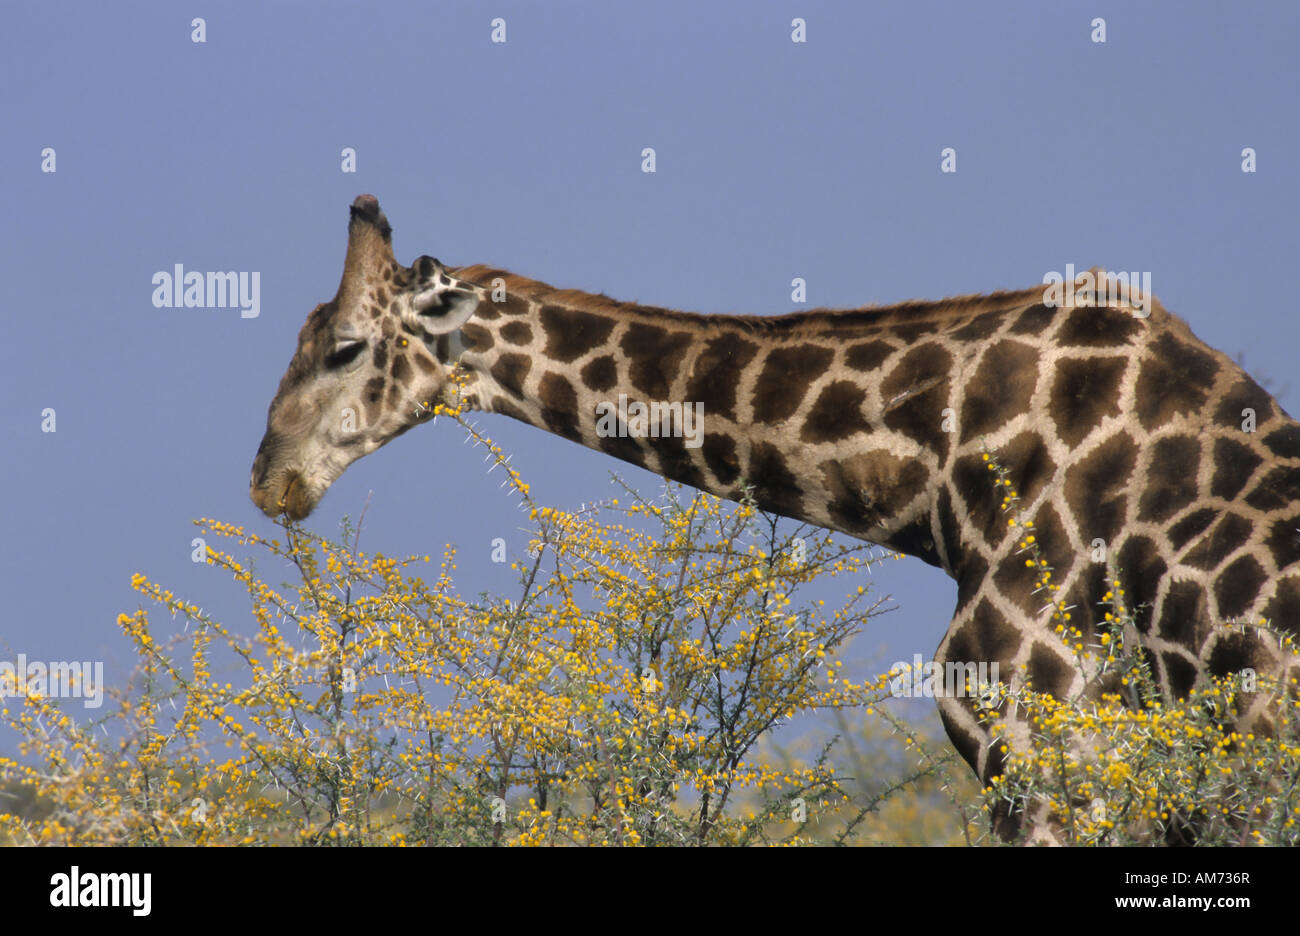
442, 265, 1055, 572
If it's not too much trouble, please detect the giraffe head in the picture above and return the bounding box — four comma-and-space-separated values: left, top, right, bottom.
250, 195, 484, 519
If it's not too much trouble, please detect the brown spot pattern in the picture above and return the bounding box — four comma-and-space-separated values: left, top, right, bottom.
959, 340, 1038, 442
801, 381, 872, 443
580, 355, 619, 393
1064, 432, 1138, 545
540, 305, 616, 363
621, 323, 694, 400
490, 353, 531, 398
1049, 356, 1126, 447
751, 344, 835, 424
538, 372, 581, 440
844, 340, 895, 371
500, 321, 533, 346
685, 335, 760, 421
1134, 334, 1219, 431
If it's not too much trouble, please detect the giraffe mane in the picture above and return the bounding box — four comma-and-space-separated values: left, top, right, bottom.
450, 264, 1158, 334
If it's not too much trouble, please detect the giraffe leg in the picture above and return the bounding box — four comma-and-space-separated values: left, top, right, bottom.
936, 686, 1072, 844
933, 611, 1078, 844
932, 620, 1026, 842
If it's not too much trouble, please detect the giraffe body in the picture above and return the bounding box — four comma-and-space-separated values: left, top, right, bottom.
252, 197, 1300, 836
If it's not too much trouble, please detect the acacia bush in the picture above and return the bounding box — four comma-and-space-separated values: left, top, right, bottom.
5, 426, 1289, 845
1, 418, 970, 845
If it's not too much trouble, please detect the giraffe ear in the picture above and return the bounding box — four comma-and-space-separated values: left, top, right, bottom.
406, 256, 479, 335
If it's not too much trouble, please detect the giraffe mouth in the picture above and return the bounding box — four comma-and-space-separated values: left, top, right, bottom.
278, 475, 298, 513
276, 473, 315, 521
251, 470, 315, 521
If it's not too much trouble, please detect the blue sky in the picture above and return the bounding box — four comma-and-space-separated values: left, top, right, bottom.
2, 1, 1298, 723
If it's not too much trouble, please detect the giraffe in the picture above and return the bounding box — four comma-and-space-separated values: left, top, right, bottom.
251, 195, 1300, 839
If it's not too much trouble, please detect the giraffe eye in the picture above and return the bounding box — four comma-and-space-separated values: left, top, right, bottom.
326, 340, 366, 370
